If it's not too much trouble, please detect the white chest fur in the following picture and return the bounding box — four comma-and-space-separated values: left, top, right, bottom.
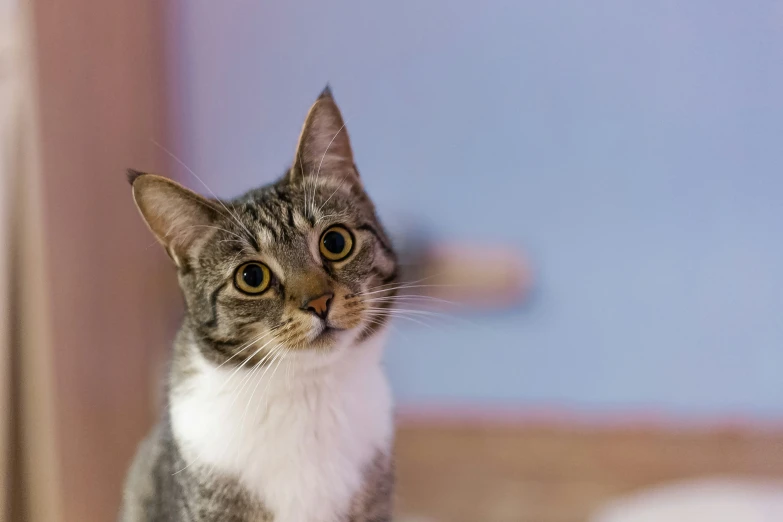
170, 338, 393, 522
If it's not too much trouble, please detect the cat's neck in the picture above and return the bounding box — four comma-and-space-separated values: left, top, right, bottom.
167, 331, 393, 521
174, 327, 388, 394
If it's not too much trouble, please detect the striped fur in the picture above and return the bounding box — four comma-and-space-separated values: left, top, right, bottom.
119, 88, 398, 522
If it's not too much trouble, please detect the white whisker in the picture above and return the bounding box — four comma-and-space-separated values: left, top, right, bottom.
362, 295, 457, 306
215, 335, 280, 395
212, 329, 277, 372
366, 311, 436, 330
357, 283, 460, 297
257, 347, 289, 416
315, 177, 349, 220
151, 139, 256, 242
169, 224, 248, 246
173, 336, 281, 475
364, 274, 440, 292
238, 345, 285, 435
309, 120, 348, 218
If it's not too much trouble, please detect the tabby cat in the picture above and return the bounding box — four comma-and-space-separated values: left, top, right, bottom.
119, 87, 398, 522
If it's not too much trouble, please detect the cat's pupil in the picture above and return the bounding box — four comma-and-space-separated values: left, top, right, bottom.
242, 264, 264, 287
323, 231, 345, 254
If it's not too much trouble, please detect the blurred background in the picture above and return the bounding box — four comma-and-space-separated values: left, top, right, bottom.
2, 1, 782, 521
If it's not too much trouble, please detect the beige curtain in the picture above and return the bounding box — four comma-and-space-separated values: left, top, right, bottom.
1, 1, 63, 521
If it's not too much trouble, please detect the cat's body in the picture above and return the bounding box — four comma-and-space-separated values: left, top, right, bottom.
119, 89, 398, 522
119, 329, 393, 522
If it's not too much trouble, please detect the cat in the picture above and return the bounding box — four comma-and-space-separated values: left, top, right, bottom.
119, 87, 398, 522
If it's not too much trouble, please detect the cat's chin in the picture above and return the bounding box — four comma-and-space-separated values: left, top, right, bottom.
277, 325, 388, 376
304, 325, 348, 350
270, 314, 386, 368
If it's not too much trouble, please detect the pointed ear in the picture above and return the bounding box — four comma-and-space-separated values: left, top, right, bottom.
128, 170, 220, 265
289, 86, 358, 184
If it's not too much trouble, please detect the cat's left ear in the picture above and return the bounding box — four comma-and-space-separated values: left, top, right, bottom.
128, 170, 221, 267
288, 86, 359, 185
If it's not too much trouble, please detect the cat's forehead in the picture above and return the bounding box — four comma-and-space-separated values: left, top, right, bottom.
238, 179, 365, 223
211, 179, 365, 260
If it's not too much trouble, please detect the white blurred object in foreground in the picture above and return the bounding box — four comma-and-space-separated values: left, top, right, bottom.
591, 478, 783, 522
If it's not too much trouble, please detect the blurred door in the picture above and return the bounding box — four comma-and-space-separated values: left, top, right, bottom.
31, 0, 178, 521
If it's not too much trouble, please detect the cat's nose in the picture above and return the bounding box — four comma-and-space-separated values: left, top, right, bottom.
302, 292, 333, 320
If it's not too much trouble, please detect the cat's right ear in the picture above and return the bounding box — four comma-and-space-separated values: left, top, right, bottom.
128, 170, 220, 266
287, 86, 358, 186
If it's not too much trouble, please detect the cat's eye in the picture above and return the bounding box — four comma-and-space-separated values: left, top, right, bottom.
319, 226, 354, 261
234, 262, 271, 295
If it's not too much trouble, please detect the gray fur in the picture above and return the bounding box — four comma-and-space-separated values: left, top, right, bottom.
120, 412, 273, 522
120, 90, 397, 522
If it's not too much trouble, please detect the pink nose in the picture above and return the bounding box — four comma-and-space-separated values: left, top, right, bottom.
303, 293, 333, 319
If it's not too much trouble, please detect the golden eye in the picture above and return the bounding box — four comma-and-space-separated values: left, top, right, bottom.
234, 262, 271, 295
319, 226, 354, 261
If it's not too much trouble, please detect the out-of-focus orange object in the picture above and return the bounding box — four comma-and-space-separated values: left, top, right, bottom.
405, 243, 531, 311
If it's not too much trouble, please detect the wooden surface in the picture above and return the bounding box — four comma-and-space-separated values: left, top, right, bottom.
395, 423, 783, 522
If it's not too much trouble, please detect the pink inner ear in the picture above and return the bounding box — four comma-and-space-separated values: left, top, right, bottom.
295, 95, 355, 177
414, 244, 530, 310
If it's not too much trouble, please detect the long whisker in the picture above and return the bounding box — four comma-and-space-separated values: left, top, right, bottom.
315, 176, 349, 220
359, 316, 410, 341
212, 329, 277, 372
151, 139, 256, 242
296, 147, 306, 212
362, 295, 457, 306
316, 212, 349, 222
257, 347, 289, 416
214, 351, 272, 470
214, 335, 280, 395
363, 307, 455, 319
238, 345, 285, 434
285, 346, 293, 384
366, 306, 481, 330
357, 283, 461, 298
366, 304, 475, 319
242, 345, 286, 424
360, 274, 452, 295
366, 311, 437, 330
216, 238, 249, 247
224, 250, 246, 272
364, 274, 441, 292
172, 337, 281, 475
214, 342, 285, 466
171, 224, 248, 244
309, 120, 348, 218
223, 343, 281, 412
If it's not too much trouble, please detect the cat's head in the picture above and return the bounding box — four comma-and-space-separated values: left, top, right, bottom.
130, 88, 397, 366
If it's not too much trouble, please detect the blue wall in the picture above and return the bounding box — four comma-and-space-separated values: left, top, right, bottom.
171, 0, 783, 417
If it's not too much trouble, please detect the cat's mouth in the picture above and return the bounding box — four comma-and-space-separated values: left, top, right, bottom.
306, 321, 349, 346
315, 324, 346, 337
